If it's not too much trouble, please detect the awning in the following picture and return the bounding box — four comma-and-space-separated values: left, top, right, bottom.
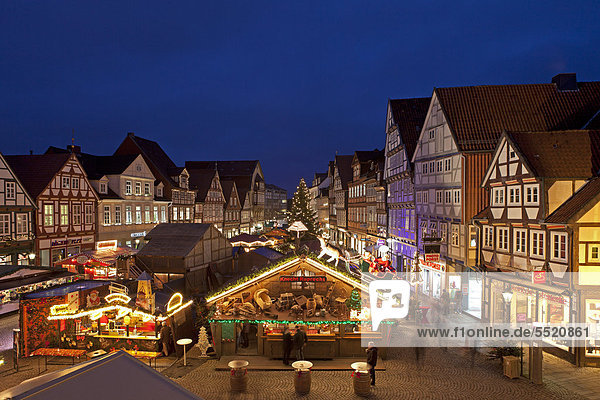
54, 246, 138, 267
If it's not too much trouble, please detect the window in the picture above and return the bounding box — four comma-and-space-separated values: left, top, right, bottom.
492, 188, 505, 206
157, 186, 163, 197
85, 204, 93, 224
161, 206, 166, 222
62, 177, 70, 189
71, 178, 79, 189
451, 224, 460, 247
436, 190, 443, 204
179, 208, 184, 220
444, 158, 451, 171
514, 229, 527, 253
483, 226, 494, 248
135, 206, 141, 224
135, 182, 141, 195
551, 233, 567, 261
0, 214, 9, 235
15, 213, 27, 235
5, 182, 15, 199
531, 231, 545, 257
126, 206, 132, 224
497, 227, 509, 251
185, 207, 190, 220
99, 183, 107, 194
429, 129, 435, 139
173, 207, 178, 221
104, 206, 111, 225
508, 186, 521, 205
445, 190, 452, 204
437, 160, 443, 172
114, 206, 121, 225
590, 245, 600, 261
440, 222, 447, 241
144, 206, 150, 222
423, 163, 428, 174
44, 204, 54, 226
429, 161, 435, 174
72, 204, 81, 225
126, 181, 132, 195
422, 191, 429, 203
180, 175, 188, 189
144, 183, 151, 196
453, 190, 461, 205
525, 185, 539, 205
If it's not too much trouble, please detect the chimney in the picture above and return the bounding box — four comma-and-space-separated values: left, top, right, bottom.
552, 73, 578, 91
29, 150, 33, 155
127, 132, 135, 137
67, 145, 81, 154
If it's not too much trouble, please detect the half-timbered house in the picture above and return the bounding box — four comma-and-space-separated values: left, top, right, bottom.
221, 180, 241, 238
330, 155, 353, 250
412, 74, 600, 300
187, 167, 225, 231
6, 153, 98, 266
0, 153, 36, 265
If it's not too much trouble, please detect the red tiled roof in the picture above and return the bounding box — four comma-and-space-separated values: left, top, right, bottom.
545, 177, 600, 223
389, 97, 431, 159
435, 81, 600, 152
4, 154, 71, 199
507, 130, 600, 178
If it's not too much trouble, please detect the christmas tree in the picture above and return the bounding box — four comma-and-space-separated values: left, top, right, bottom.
288, 178, 318, 234
197, 326, 210, 357
346, 289, 361, 311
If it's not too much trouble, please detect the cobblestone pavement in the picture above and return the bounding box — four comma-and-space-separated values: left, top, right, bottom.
174, 347, 588, 400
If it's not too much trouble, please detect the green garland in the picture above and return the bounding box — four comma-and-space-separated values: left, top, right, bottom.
209, 318, 394, 325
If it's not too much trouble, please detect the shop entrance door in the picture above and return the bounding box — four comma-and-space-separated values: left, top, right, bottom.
236, 323, 258, 355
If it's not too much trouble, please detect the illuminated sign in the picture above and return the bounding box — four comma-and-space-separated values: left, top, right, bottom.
96, 240, 118, 251
105, 293, 131, 304
532, 271, 546, 284
131, 231, 146, 238
279, 275, 327, 283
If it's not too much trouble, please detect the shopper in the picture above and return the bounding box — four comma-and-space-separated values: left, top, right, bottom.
441, 289, 450, 315
159, 321, 172, 356
293, 325, 308, 360
366, 341, 378, 386
282, 327, 293, 365
454, 290, 463, 313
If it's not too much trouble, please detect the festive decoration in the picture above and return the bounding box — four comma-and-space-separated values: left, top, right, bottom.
196, 326, 210, 357
287, 178, 318, 234
346, 289, 361, 312
208, 318, 394, 325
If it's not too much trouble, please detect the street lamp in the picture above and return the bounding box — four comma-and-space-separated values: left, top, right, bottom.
28, 253, 36, 266
502, 290, 513, 323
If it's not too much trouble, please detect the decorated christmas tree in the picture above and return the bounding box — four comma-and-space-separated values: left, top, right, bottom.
288, 178, 318, 234
346, 289, 361, 311
197, 326, 210, 357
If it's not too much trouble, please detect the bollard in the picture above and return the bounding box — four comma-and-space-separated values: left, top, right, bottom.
351, 362, 371, 397
228, 360, 249, 392
292, 361, 313, 395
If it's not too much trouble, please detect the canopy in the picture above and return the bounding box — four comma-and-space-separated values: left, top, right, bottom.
54, 246, 138, 267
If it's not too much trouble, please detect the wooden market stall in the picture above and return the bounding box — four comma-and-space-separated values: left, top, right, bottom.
206, 255, 386, 359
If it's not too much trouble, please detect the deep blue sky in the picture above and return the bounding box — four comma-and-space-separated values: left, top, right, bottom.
2, 1, 599, 194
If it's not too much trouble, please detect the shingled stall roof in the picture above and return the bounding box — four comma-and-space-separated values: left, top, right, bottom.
545, 177, 600, 223
138, 223, 212, 257
335, 154, 354, 190
4, 153, 71, 199
507, 130, 600, 178
185, 160, 258, 177
390, 97, 431, 160
187, 168, 218, 201
435, 80, 600, 152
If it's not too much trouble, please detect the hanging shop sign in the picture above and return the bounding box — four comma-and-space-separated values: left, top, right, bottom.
279, 275, 327, 283
532, 271, 546, 284
131, 231, 146, 238
96, 240, 118, 251
424, 254, 440, 262
420, 258, 445, 272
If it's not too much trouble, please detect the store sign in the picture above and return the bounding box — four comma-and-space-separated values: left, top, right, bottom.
76, 255, 88, 264
96, 240, 117, 251
532, 271, 546, 284
279, 275, 327, 283
131, 231, 146, 238
51, 238, 82, 247
420, 258, 445, 272
424, 254, 440, 262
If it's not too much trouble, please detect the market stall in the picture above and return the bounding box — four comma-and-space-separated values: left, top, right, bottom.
206, 255, 386, 359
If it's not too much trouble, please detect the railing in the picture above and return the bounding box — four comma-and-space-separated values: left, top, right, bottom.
109, 282, 129, 295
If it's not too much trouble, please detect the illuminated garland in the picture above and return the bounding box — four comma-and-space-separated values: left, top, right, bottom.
209, 318, 394, 325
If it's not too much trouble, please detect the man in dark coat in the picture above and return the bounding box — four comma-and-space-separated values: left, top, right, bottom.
366, 341, 378, 386
282, 328, 293, 365
293, 325, 307, 360
159, 321, 172, 356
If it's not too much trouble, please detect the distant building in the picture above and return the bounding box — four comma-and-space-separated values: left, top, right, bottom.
310, 172, 330, 233
330, 155, 353, 249
187, 167, 225, 232
264, 183, 287, 225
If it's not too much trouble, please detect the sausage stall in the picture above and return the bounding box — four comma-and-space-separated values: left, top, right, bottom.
206, 255, 386, 359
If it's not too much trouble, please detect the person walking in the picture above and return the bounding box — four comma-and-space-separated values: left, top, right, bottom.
282, 327, 293, 365
366, 341, 378, 386
454, 290, 463, 313
293, 325, 307, 361
159, 321, 172, 356
441, 289, 450, 315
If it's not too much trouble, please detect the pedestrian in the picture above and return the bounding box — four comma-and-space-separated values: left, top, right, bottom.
441, 289, 450, 315
293, 325, 307, 360
454, 290, 463, 313
366, 341, 378, 386
159, 321, 172, 356
282, 327, 293, 365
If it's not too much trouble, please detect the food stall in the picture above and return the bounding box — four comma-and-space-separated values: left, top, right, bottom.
54, 240, 137, 280
206, 255, 386, 359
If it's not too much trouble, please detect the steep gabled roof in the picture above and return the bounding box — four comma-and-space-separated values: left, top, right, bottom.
507, 130, 600, 178
185, 160, 259, 177
265, 183, 286, 192
220, 180, 239, 207
222, 176, 251, 207
4, 154, 71, 199
389, 97, 431, 159
187, 168, 219, 202
334, 155, 354, 189
545, 177, 600, 223
435, 81, 600, 152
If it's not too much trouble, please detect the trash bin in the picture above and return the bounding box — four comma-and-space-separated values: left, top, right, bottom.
503, 356, 520, 379
228, 360, 249, 391
292, 361, 313, 395
351, 362, 370, 397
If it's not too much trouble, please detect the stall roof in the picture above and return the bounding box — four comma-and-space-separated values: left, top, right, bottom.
23, 280, 106, 299
54, 246, 138, 267
0, 268, 76, 292
0, 350, 201, 400
138, 223, 213, 257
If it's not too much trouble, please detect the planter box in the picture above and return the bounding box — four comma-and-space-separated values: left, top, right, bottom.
503, 355, 520, 379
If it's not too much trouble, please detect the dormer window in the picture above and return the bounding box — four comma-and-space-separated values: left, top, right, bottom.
99, 182, 107, 194
180, 175, 188, 189
157, 186, 163, 197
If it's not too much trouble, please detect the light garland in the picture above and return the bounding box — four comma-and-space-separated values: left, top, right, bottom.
105, 293, 131, 304
209, 318, 393, 325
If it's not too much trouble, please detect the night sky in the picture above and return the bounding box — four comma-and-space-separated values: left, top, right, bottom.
2, 1, 599, 194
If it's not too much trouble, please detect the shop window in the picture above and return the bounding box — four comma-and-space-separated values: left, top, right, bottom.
161, 206, 167, 222
51, 248, 66, 263
173, 207, 178, 221
44, 204, 54, 226
531, 231, 545, 257
496, 227, 509, 251
514, 229, 527, 254
5, 182, 15, 199
492, 187, 505, 206
551, 232, 567, 261
180, 208, 184, 220
483, 226, 494, 248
